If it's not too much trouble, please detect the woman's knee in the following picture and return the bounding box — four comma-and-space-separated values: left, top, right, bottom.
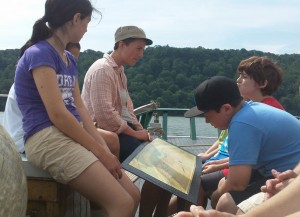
109, 131, 119, 144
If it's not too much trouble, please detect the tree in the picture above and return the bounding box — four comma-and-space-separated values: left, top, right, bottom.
1, 47, 300, 116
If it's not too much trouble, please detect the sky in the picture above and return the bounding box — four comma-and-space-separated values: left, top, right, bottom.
1, 0, 300, 55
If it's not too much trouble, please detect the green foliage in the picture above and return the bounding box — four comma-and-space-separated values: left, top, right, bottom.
77, 49, 104, 89
1, 46, 300, 115
0, 49, 19, 94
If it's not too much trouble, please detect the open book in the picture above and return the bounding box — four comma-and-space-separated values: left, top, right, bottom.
122, 137, 202, 204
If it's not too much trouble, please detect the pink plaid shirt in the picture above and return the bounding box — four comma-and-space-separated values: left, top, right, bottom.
81, 54, 143, 134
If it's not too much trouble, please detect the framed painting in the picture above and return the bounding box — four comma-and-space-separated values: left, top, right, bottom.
122, 137, 202, 204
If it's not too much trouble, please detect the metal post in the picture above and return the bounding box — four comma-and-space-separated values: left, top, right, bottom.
190, 117, 196, 140
162, 111, 168, 140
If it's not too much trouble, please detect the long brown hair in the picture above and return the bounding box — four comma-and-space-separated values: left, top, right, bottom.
20, 0, 99, 57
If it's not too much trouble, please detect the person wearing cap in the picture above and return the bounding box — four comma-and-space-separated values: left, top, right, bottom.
175, 55, 287, 211
184, 76, 300, 214
81, 25, 153, 162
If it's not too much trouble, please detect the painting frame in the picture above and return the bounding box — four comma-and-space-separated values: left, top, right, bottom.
122, 137, 202, 204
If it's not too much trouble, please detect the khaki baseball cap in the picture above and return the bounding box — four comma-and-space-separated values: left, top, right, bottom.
115, 26, 153, 45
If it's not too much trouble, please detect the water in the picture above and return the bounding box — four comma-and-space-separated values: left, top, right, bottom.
0, 112, 218, 137
156, 116, 218, 137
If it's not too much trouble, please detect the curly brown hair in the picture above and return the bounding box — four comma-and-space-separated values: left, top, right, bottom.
237, 56, 283, 95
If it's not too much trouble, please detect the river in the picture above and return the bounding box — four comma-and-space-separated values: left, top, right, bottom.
157, 116, 218, 137
0, 112, 218, 137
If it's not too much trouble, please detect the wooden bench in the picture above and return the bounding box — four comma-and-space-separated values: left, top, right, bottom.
22, 155, 138, 217
22, 155, 91, 217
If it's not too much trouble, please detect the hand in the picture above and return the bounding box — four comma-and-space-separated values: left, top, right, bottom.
202, 161, 228, 174
198, 153, 210, 162
175, 205, 225, 217
275, 169, 298, 180
261, 169, 297, 199
174, 211, 193, 217
148, 133, 153, 141
135, 129, 150, 141
202, 164, 218, 174
205, 158, 229, 166
100, 151, 123, 180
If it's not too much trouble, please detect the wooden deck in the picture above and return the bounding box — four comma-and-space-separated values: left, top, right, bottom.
167, 136, 216, 153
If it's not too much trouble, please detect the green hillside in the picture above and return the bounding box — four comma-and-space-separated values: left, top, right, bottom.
1, 46, 300, 115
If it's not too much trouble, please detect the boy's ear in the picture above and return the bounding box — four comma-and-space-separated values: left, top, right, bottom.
221, 103, 233, 113
259, 80, 268, 89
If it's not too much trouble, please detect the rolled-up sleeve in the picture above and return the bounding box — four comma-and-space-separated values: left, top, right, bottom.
82, 55, 144, 134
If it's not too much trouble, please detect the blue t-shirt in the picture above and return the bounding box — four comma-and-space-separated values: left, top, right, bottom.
15, 41, 81, 141
228, 101, 300, 177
